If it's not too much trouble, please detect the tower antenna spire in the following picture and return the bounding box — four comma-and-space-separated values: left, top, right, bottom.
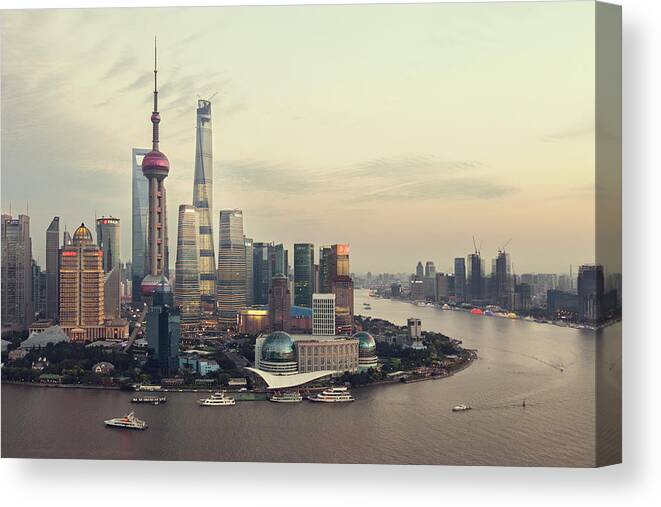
151, 36, 160, 151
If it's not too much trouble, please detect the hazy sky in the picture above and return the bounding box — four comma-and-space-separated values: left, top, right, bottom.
0, 3, 597, 274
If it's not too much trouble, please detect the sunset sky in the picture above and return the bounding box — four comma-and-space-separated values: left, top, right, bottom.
0, 2, 597, 274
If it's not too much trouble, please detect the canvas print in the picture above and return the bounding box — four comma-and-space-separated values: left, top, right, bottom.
0, 1, 621, 467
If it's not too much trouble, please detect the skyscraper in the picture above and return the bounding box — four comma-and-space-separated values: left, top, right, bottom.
252, 242, 271, 305
577, 265, 605, 324
96, 216, 120, 273
416, 261, 424, 279
59, 224, 104, 330
424, 261, 437, 301
294, 243, 314, 308
131, 147, 150, 304
467, 253, 484, 302
216, 209, 247, 325
269, 273, 291, 331
318, 245, 332, 293
1, 214, 33, 330
146, 283, 180, 375
244, 237, 254, 306
104, 265, 121, 320
454, 257, 466, 303
45, 216, 60, 320
328, 244, 354, 333
192, 99, 216, 312
313, 293, 336, 336
492, 250, 512, 307
140, 43, 171, 298
273, 243, 288, 276
175, 205, 201, 332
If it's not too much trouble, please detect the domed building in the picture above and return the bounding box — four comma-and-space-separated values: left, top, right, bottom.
72, 223, 93, 245
258, 331, 298, 375
353, 331, 379, 371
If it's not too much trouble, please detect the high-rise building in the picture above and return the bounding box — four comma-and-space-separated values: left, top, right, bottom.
492, 250, 512, 307
252, 242, 271, 305
423, 261, 437, 301
329, 244, 350, 281
435, 272, 453, 301
175, 205, 201, 332
192, 99, 216, 312
273, 243, 288, 276
96, 216, 121, 273
467, 253, 484, 302
332, 276, 354, 335
312, 293, 335, 336
269, 273, 291, 332
140, 43, 171, 298
1, 214, 33, 329
59, 224, 104, 329
577, 265, 605, 324
318, 245, 332, 293
216, 209, 246, 325
294, 243, 314, 308
31, 259, 46, 319
104, 265, 121, 320
454, 257, 466, 302
416, 261, 424, 279
131, 147, 151, 304
244, 237, 254, 306
45, 216, 60, 320
146, 283, 180, 375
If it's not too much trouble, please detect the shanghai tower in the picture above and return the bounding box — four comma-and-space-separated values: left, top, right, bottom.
140, 41, 171, 298
193, 99, 216, 313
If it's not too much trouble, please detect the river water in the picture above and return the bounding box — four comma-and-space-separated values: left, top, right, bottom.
1, 289, 621, 466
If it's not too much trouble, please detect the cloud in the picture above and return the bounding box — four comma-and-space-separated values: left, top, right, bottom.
219, 159, 312, 194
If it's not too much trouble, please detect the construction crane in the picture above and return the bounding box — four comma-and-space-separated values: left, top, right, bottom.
498, 238, 512, 255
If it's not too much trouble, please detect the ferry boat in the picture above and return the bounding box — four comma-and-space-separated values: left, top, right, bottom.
269, 391, 303, 403
198, 391, 236, 406
308, 386, 355, 403
131, 396, 167, 405
104, 411, 147, 430
452, 403, 472, 412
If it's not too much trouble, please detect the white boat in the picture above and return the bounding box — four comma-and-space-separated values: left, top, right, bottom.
363, 303, 372, 310
308, 386, 355, 403
452, 403, 472, 412
104, 411, 147, 430
198, 391, 236, 406
269, 391, 303, 403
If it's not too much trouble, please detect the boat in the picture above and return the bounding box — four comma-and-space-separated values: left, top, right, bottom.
442, 304, 450, 310
198, 391, 236, 406
131, 396, 167, 405
269, 391, 303, 403
104, 411, 147, 430
308, 386, 355, 403
363, 303, 372, 310
452, 403, 472, 412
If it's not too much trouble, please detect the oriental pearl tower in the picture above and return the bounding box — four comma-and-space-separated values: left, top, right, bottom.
141, 40, 171, 298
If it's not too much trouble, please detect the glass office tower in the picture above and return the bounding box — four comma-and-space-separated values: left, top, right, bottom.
175, 205, 201, 332
216, 210, 246, 326
294, 243, 314, 308
131, 147, 150, 304
193, 99, 216, 312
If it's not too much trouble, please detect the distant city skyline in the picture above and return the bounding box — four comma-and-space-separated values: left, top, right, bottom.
1, 4, 598, 273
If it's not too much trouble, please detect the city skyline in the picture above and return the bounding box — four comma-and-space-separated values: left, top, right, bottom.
0, 4, 598, 274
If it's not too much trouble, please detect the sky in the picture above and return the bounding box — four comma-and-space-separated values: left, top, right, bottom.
0, 3, 598, 274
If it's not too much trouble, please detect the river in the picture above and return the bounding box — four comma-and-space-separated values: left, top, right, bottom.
1, 289, 621, 466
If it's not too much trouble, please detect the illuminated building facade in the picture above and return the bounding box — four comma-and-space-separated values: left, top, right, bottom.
59, 224, 104, 331
312, 293, 335, 336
